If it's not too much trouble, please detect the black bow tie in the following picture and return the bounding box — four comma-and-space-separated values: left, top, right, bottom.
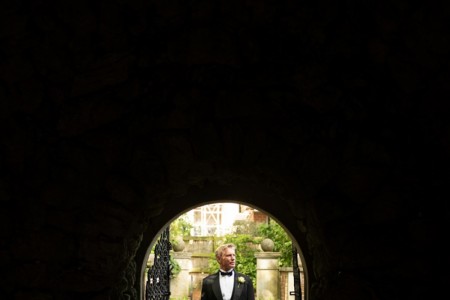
220, 271, 233, 276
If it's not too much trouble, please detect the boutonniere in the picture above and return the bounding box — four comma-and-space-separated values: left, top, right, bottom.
238, 276, 245, 287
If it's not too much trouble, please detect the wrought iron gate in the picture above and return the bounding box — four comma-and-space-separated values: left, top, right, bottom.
290, 245, 303, 300
146, 226, 172, 300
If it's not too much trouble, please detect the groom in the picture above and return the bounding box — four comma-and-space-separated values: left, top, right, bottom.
200, 243, 255, 300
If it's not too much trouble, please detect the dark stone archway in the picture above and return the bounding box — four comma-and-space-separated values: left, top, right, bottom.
1, 1, 448, 300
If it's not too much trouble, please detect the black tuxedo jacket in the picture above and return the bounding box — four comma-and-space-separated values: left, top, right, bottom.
200, 271, 255, 300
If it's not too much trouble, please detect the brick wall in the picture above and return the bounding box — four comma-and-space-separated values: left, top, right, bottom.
251, 211, 268, 223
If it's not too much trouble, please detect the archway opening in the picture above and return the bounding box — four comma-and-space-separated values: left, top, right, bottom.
139, 200, 309, 300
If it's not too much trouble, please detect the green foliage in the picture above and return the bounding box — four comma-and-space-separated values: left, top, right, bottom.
170, 214, 193, 238
257, 220, 292, 267
207, 252, 219, 274
170, 255, 181, 278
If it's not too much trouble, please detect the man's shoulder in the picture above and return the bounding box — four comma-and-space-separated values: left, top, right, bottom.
234, 272, 251, 279
203, 272, 219, 281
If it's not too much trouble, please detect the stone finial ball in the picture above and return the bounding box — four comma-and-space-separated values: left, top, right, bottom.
172, 237, 185, 252
261, 238, 275, 252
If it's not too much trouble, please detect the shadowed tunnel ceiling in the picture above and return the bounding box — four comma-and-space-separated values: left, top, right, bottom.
1, 1, 449, 300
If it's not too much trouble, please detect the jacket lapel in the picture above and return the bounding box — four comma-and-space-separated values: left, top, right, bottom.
231, 272, 244, 300
212, 272, 223, 300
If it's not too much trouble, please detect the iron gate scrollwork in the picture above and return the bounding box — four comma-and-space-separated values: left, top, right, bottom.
290, 244, 302, 300
146, 226, 172, 300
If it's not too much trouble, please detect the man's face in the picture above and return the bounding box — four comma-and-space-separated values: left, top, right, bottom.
218, 247, 236, 271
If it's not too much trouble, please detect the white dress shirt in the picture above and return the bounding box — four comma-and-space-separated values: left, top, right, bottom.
219, 269, 234, 300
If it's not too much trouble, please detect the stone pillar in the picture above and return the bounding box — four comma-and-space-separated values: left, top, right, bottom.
170, 251, 193, 299
255, 251, 281, 300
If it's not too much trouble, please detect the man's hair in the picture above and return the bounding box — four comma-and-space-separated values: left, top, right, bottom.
215, 243, 236, 260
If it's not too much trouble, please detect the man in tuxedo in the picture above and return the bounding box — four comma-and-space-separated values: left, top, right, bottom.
200, 243, 255, 300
